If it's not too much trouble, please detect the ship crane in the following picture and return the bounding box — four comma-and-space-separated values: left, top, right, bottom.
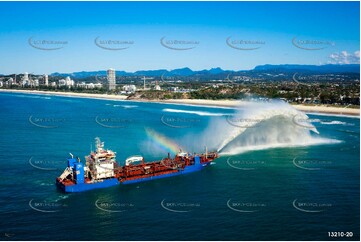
59, 167, 73, 180
142, 76, 153, 90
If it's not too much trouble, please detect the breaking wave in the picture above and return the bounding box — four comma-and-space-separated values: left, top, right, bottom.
320, 121, 349, 125
109, 104, 138, 109
162, 108, 227, 116
309, 119, 353, 126
13, 94, 51, 100
121, 105, 138, 109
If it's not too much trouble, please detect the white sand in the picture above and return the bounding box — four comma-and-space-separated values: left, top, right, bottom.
0, 89, 128, 101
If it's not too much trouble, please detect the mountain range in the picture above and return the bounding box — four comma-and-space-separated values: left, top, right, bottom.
50, 64, 360, 78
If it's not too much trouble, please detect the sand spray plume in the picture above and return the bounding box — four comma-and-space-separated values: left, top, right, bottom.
143, 99, 339, 157
164, 99, 331, 156
216, 100, 320, 153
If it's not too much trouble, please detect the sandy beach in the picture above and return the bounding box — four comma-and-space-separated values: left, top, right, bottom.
0, 89, 359, 116
0, 89, 128, 101
160, 99, 360, 116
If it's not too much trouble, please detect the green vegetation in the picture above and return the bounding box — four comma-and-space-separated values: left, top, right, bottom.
1, 74, 359, 107
128, 90, 186, 100
189, 86, 246, 100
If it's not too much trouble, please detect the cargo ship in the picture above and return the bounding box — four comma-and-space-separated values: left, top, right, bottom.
56, 137, 218, 192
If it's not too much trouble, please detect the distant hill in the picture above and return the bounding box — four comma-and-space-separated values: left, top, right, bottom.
134, 69, 168, 76
49, 64, 359, 78
50, 67, 228, 78
253, 64, 360, 73
168, 67, 195, 76
51, 70, 130, 78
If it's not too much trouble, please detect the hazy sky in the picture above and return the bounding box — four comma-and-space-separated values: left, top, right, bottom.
0, 1, 359, 74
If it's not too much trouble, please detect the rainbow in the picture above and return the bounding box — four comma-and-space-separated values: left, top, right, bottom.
145, 128, 182, 154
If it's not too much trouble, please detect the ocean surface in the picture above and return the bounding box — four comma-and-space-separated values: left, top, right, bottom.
0, 92, 359, 241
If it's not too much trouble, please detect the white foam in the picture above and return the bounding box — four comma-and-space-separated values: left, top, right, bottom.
163, 108, 228, 116
54, 195, 70, 202
111, 104, 138, 109
308, 118, 353, 126
39, 182, 53, 186
320, 121, 349, 125
147, 100, 235, 110
122, 105, 138, 109
307, 112, 360, 119
13, 94, 51, 100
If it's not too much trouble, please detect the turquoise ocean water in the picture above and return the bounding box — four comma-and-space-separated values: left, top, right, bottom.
0, 92, 359, 241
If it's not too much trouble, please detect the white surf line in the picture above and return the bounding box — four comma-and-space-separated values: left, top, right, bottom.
163, 108, 228, 116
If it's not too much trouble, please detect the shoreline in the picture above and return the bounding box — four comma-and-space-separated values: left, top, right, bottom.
0, 89, 128, 101
0, 89, 359, 116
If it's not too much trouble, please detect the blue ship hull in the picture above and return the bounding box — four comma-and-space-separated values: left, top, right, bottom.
56, 178, 120, 193
57, 162, 210, 192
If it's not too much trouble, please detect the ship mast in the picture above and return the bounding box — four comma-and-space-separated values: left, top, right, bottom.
95, 137, 104, 153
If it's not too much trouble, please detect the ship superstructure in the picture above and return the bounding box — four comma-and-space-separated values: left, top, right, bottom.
56, 138, 218, 192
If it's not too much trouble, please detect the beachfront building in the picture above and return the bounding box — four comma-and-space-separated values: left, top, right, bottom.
44, 74, 48, 86
59, 76, 75, 88
169, 87, 179, 92
122, 85, 137, 93
23, 72, 29, 82
32, 79, 39, 87
21, 79, 30, 86
65, 76, 74, 86
107, 68, 116, 90
94, 83, 103, 89
154, 81, 161, 91
7, 78, 14, 85
77, 82, 103, 89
